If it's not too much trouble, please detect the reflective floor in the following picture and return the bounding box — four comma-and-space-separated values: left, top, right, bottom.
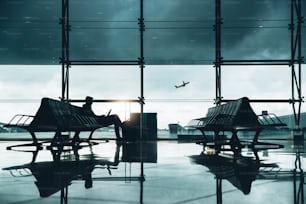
0, 137, 305, 204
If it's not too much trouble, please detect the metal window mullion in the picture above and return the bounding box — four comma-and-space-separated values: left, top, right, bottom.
215, 0, 222, 106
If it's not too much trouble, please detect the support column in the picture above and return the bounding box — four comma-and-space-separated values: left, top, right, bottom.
290, 0, 304, 138
60, 0, 70, 101
214, 0, 222, 105
139, 0, 145, 203
139, 0, 145, 137
293, 153, 304, 204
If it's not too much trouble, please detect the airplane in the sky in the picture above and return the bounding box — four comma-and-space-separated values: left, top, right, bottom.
175, 81, 190, 88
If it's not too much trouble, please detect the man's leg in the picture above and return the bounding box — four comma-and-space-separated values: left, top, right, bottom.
98, 115, 122, 139
111, 115, 122, 139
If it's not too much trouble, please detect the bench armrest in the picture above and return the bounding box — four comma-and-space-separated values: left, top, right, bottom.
5, 114, 34, 127
257, 113, 287, 127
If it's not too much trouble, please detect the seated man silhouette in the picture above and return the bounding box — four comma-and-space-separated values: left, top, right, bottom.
82, 96, 122, 139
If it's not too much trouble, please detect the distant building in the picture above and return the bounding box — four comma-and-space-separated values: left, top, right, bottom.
277, 112, 306, 130
168, 123, 185, 135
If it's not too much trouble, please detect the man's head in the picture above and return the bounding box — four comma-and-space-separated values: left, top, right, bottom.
85, 96, 93, 105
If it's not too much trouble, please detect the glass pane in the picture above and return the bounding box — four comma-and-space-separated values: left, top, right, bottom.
0, 65, 61, 122
144, 65, 215, 128
70, 0, 140, 61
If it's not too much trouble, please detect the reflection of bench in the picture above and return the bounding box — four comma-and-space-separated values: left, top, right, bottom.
3, 144, 121, 198
187, 97, 286, 151
4, 98, 107, 149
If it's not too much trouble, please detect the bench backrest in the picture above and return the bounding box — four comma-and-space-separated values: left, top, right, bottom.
189, 97, 261, 130
211, 97, 259, 127
30, 98, 101, 131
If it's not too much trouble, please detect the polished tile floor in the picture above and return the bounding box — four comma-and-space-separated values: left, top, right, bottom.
0, 138, 304, 204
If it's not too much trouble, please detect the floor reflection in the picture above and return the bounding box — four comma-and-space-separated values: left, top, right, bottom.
0, 138, 305, 204
191, 151, 265, 195
190, 141, 305, 204
3, 141, 157, 204
4, 145, 120, 198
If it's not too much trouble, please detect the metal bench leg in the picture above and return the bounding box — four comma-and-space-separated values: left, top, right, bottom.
50, 131, 64, 159
199, 130, 208, 146
51, 131, 61, 145
72, 131, 80, 145
88, 132, 93, 141
60, 186, 68, 204
31, 150, 39, 163
51, 149, 61, 161
230, 131, 241, 152
72, 131, 81, 160
28, 131, 43, 153
29, 131, 39, 146
252, 130, 261, 144
214, 131, 221, 154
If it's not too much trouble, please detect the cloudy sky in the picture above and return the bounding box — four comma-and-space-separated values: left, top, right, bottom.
0, 0, 305, 128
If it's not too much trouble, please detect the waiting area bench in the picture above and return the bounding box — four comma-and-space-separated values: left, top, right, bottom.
187, 97, 286, 151
4, 97, 115, 151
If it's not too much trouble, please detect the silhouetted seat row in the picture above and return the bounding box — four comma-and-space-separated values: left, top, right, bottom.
188, 97, 286, 132
187, 97, 286, 151
4, 98, 106, 146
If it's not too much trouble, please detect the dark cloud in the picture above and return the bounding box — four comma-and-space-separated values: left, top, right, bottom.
0, 0, 304, 64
